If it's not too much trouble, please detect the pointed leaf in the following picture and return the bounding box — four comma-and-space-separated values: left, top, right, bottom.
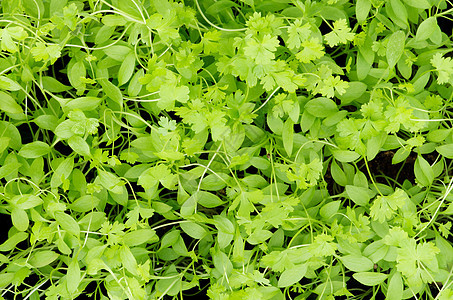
346, 185, 374, 206
65, 97, 102, 112
55, 211, 80, 237
387, 272, 403, 300
0, 76, 21, 91
414, 155, 434, 186
69, 195, 100, 212
68, 136, 91, 157
66, 260, 81, 294
29, 250, 59, 268
120, 245, 139, 276
353, 272, 388, 286
18, 141, 50, 158
386, 31, 405, 69
0, 232, 28, 251
415, 17, 438, 42
180, 221, 208, 239
0, 91, 23, 115
12, 208, 29, 231
118, 52, 136, 85
341, 255, 374, 272
282, 118, 294, 156
436, 144, 453, 158
356, 0, 371, 24
278, 264, 307, 287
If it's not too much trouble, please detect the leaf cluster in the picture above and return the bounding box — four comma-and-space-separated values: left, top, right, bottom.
1, 0, 453, 299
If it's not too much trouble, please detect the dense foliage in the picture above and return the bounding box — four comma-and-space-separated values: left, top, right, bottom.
1, 0, 453, 299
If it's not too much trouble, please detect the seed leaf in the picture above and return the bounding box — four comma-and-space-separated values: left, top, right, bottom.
352, 272, 388, 286
55, 211, 80, 237
18, 141, 50, 158
0, 91, 23, 115
386, 31, 405, 69
118, 52, 136, 86
278, 264, 308, 287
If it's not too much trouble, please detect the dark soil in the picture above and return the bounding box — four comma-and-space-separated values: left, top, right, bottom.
367, 150, 417, 185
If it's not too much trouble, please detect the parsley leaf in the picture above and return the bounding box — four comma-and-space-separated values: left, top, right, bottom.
324, 19, 355, 47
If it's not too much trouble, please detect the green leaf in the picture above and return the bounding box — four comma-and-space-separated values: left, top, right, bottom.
65, 97, 102, 112
370, 189, 409, 223
79, 212, 107, 231
341, 255, 374, 272
331, 159, 348, 186
392, 148, 411, 164
41, 76, 72, 92
387, 272, 403, 300
55, 211, 80, 237
386, 31, 405, 69
324, 19, 355, 47
99, 79, 123, 108
180, 193, 196, 217
0, 137, 10, 154
427, 129, 451, 143
18, 141, 50, 158
180, 221, 208, 239
118, 52, 136, 86
66, 260, 81, 294
12, 207, 29, 231
0, 76, 21, 91
1, 28, 18, 53
0, 231, 28, 251
10, 194, 43, 209
415, 17, 438, 42
155, 264, 181, 297
68, 136, 91, 157
120, 245, 139, 276
278, 264, 307, 287
102, 15, 127, 26
282, 118, 294, 156
389, 0, 408, 27
402, 0, 431, 9
97, 170, 124, 194
128, 68, 144, 97
431, 53, 453, 85
414, 155, 434, 186
320, 200, 340, 219
357, 51, 372, 80
345, 185, 374, 206
332, 150, 360, 162
68, 60, 86, 93
69, 195, 100, 212
0, 273, 14, 289
0, 161, 22, 179
123, 229, 158, 247
34, 115, 59, 131
0, 91, 23, 115
0, 122, 21, 149
435, 234, 453, 269
248, 229, 273, 245
29, 250, 59, 268
50, 157, 74, 190
337, 81, 367, 104
356, 0, 371, 24
304, 97, 338, 118
160, 230, 181, 250
103, 45, 132, 61
436, 144, 453, 158
267, 114, 283, 135
159, 84, 190, 110
95, 25, 115, 45
352, 272, 388, 286
196, 191, 224, 208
